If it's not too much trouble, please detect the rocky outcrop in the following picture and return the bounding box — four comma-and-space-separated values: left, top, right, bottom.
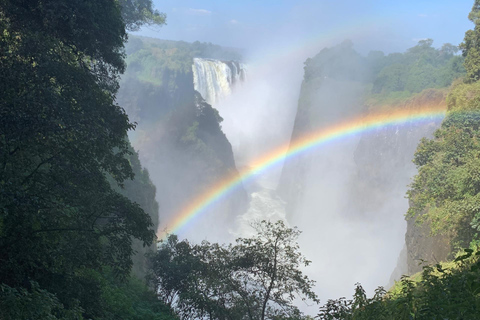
350, 89, 447, 279
277, 40, 368, 220
277, 40, 448, 286
405, 209, 452, 274
117, 37, 248, 242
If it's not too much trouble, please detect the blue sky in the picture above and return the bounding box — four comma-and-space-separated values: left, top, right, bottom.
137, 0, 474, 55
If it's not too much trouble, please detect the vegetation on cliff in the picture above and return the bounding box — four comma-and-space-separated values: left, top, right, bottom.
118, 35, 242, 126
319, 249, 480, 319
408, 0, 480, 263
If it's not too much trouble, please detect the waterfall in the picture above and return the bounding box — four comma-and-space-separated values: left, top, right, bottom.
192, 58, 246, 105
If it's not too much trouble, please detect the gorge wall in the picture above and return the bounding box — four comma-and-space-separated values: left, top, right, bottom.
277, 40, 456, 296
351, 89, 448, 279
117, 36, 248, 242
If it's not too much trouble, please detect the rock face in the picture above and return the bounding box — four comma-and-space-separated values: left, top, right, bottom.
117, 37, 248, 242
277, 40, 448, 289
278, 40, 368, 221
405, 208, 452, 274
350, 89, 447, 279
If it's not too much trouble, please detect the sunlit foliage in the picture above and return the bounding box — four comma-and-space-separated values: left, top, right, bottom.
319, 249, 480, 319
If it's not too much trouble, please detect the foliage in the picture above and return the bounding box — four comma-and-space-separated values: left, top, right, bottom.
124, 36, 242, 85
319, 249, 480, 319
118, 36, 242, 129
113, 144, 160, 278
460, 0, 480, 82
99, 273, 177, 320
0, 274, 177, 320
150, 221, 318, 320
118, 0, 166, 32
407, 80, 480, 250
302, 38, 464, 99
371, 39, 464, 95
0, 0, 169, 318
0, 282, 83, 320
304, 40, 368, 83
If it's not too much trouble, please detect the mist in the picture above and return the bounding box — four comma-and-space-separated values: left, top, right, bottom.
191, 39, 442, 311
126, 0, 466, 314
215, 51, 304, 187
4, 1, 476, 319
122, 33, 443, 314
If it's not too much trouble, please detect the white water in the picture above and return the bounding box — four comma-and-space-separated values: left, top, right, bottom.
231, 187, 288, 238
192, 58, 246, 105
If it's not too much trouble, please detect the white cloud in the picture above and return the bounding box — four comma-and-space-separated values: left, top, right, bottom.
188, 8, 212, 16
418, 13, 428, 17
230, 19, 239, 24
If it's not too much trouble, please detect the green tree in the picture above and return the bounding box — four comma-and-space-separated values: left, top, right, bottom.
318, 250, 480, 319
371, 39, 464, 95
460, 0, 480, 82
118, 0, 166, 31
406, 81, 480, 251
150, 221, 318, 320
232, 221, 319, 320
0, 0, 164, 317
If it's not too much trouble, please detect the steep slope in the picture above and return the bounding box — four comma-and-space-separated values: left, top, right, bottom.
277, 40, 369, 219
117, 36, 248, 241
351, 89, 447, 278
406, 80, 480, 273
277, 39, 463, 294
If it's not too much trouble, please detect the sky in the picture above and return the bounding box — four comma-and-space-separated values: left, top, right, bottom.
137, 0, 474, 56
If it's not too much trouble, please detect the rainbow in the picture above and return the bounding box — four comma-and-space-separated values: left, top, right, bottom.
158, 105, 447, 239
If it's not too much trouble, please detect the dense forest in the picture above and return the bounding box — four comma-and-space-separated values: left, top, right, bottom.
0, 0, 176, 319
3, 0, 480, 319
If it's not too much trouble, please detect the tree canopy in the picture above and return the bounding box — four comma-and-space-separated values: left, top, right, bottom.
118, 0, 166, 32
0, 0, 172, 318
150, 221, 318, 320
460, 0, 480, 82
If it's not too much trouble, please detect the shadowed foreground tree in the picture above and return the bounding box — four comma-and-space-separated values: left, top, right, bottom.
0, 0, 167, 318
150, 221, 318, 320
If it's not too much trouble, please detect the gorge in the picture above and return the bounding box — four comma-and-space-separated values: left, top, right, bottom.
4, 1, 479, 318
118, 36, 462, 308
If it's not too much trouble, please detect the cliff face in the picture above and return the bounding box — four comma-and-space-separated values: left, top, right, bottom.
350, 89, 447, 278
277, 40, 369, 220
117, 36, 248, 242
351, 90, 445, 217
277, 40, 450, 286
134, 92, 247, 241
405, 208, 452, 274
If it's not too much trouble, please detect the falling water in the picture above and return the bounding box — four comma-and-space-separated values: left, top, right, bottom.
192, 58, 247, 105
